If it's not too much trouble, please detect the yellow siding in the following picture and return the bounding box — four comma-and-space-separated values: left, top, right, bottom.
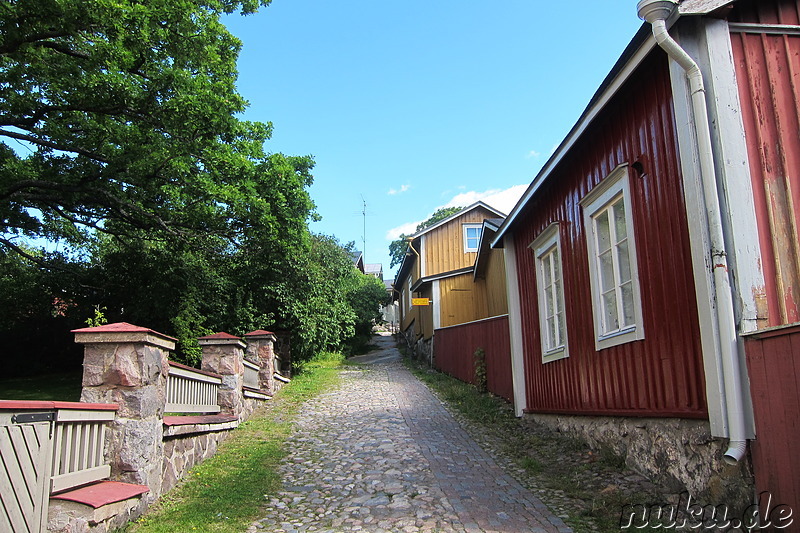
439, 273, 487, 328
419, 286, 434, 339
423, 207, 497, 276
484, 249, 508, 317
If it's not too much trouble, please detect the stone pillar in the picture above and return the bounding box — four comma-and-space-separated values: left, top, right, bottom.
244, 330, 277, 395
73, 322, 175, 499
198, 332, 246, 419
272, 330, 292, 378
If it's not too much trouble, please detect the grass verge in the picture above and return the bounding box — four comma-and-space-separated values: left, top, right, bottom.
124, 351, 345, 533
404, 357, 665, 533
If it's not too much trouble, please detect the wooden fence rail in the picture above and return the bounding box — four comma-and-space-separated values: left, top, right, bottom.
50, 409, 115, 494
166, 362, 222, 414
243, 359, 259, 390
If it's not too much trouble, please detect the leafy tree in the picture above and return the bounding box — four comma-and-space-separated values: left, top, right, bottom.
388, 206, 464, 267
0, 1, 388, 376
0, 0, 276, 263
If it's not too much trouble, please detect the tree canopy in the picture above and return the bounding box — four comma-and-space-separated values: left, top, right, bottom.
388, 206, 464, 268
0, 0, 282, 262
0, 1, 389, 376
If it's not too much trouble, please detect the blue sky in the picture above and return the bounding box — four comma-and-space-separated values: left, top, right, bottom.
224, 1, 644, 279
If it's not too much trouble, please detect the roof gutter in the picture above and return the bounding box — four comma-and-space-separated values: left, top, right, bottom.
637, 0, 746, 464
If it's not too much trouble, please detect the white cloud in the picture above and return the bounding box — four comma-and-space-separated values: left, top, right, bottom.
442, 184, 528, 216
384, 183, 528, 241
385, 220, 420, 240
387, 184, 411, 195
526, 149, 541, 159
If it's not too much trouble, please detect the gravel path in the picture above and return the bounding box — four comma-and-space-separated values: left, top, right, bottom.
249, 334, 571, 533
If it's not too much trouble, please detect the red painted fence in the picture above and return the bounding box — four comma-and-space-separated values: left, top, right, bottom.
433, 315, 513, 402
743, 324, 800, 514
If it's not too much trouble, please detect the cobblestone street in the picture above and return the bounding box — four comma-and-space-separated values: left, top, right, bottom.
249, 334, 572, 533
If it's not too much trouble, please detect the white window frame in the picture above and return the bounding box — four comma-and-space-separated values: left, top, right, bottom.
580, 164, 645, 350
463, 224, 482, 253
406, 277, 413, 312
529, 223, 569, 363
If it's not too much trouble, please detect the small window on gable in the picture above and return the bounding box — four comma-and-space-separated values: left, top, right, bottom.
463, 224, 482, 253
580, 164, 645, 350
530, 223, 568, 363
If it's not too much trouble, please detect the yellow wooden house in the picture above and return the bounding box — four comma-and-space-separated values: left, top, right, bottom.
394, 202, 507, 356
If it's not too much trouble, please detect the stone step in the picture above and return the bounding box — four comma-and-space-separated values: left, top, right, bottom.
48, 481, 149, 532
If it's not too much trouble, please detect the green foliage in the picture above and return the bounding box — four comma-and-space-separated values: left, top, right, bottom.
85, 306, 108, 328
388, 206, 463, 268
1, 0, 276, 260
0, 1, 384, 377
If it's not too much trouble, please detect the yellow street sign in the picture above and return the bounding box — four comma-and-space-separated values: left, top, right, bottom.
412, 298, 431, 306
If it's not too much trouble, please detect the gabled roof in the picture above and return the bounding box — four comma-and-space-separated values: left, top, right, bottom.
365, 263, 383, 275
491, 2, 734, 247
410, 201, 505, 239
394, 202, 506, 285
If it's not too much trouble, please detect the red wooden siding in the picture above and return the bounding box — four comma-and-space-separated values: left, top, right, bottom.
743, 325, 800, 513
729, 0, 800, 327
512, 51, 707, 418
434, 316, 513, 402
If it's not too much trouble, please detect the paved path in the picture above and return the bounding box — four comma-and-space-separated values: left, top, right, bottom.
250, 334, 571, 533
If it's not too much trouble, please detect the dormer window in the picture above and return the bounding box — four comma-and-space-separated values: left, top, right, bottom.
463, 224, 482, 253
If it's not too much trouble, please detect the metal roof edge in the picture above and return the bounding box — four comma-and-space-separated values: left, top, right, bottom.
412, 266, 475, 291
412, 201, 506, 239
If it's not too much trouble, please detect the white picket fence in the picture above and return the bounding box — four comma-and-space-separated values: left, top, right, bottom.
165, 362, 222, 414
50, 408, 115, 494
243, 359, 260, 390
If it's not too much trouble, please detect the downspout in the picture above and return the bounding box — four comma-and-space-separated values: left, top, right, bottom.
637, 0, 746, 464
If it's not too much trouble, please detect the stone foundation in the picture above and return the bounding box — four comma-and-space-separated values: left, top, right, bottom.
48, 496, 143, 533
400, 322, 434, 366
162, 429, 230, 494
524, 413, 755, 513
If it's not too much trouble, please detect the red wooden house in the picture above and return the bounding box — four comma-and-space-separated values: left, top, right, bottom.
492, 0, 800, 512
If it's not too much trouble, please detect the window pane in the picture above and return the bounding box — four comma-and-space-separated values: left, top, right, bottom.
546, 317, 557, 350
602, 291, 619, 332
595, 211, 612, 253
544, 286, 554, 317
617, 239, 631, 283
552, 247, 561, 281
542, 253, 552, 285
621, 282, 635, 326
613, 198, 627, 241
556, 310, 566, 347
599, 249, 614, 290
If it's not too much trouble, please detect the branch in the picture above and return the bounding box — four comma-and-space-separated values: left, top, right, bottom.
0, 236, 72, 273
34, 40, 90, 60
0, 30, 73, 55
0, 129, 109, 162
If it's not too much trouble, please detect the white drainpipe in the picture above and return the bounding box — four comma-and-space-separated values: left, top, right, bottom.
637, 0, 747, 464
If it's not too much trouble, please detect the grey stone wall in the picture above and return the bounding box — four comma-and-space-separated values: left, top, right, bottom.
162, 430, 229, 494
525, 413, 755, 513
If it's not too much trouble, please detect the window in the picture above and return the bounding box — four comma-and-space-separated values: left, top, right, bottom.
463, 224, 482, 252
406, 277, 413, 312
581, 164, 644, 350
530, 223, 568, 362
